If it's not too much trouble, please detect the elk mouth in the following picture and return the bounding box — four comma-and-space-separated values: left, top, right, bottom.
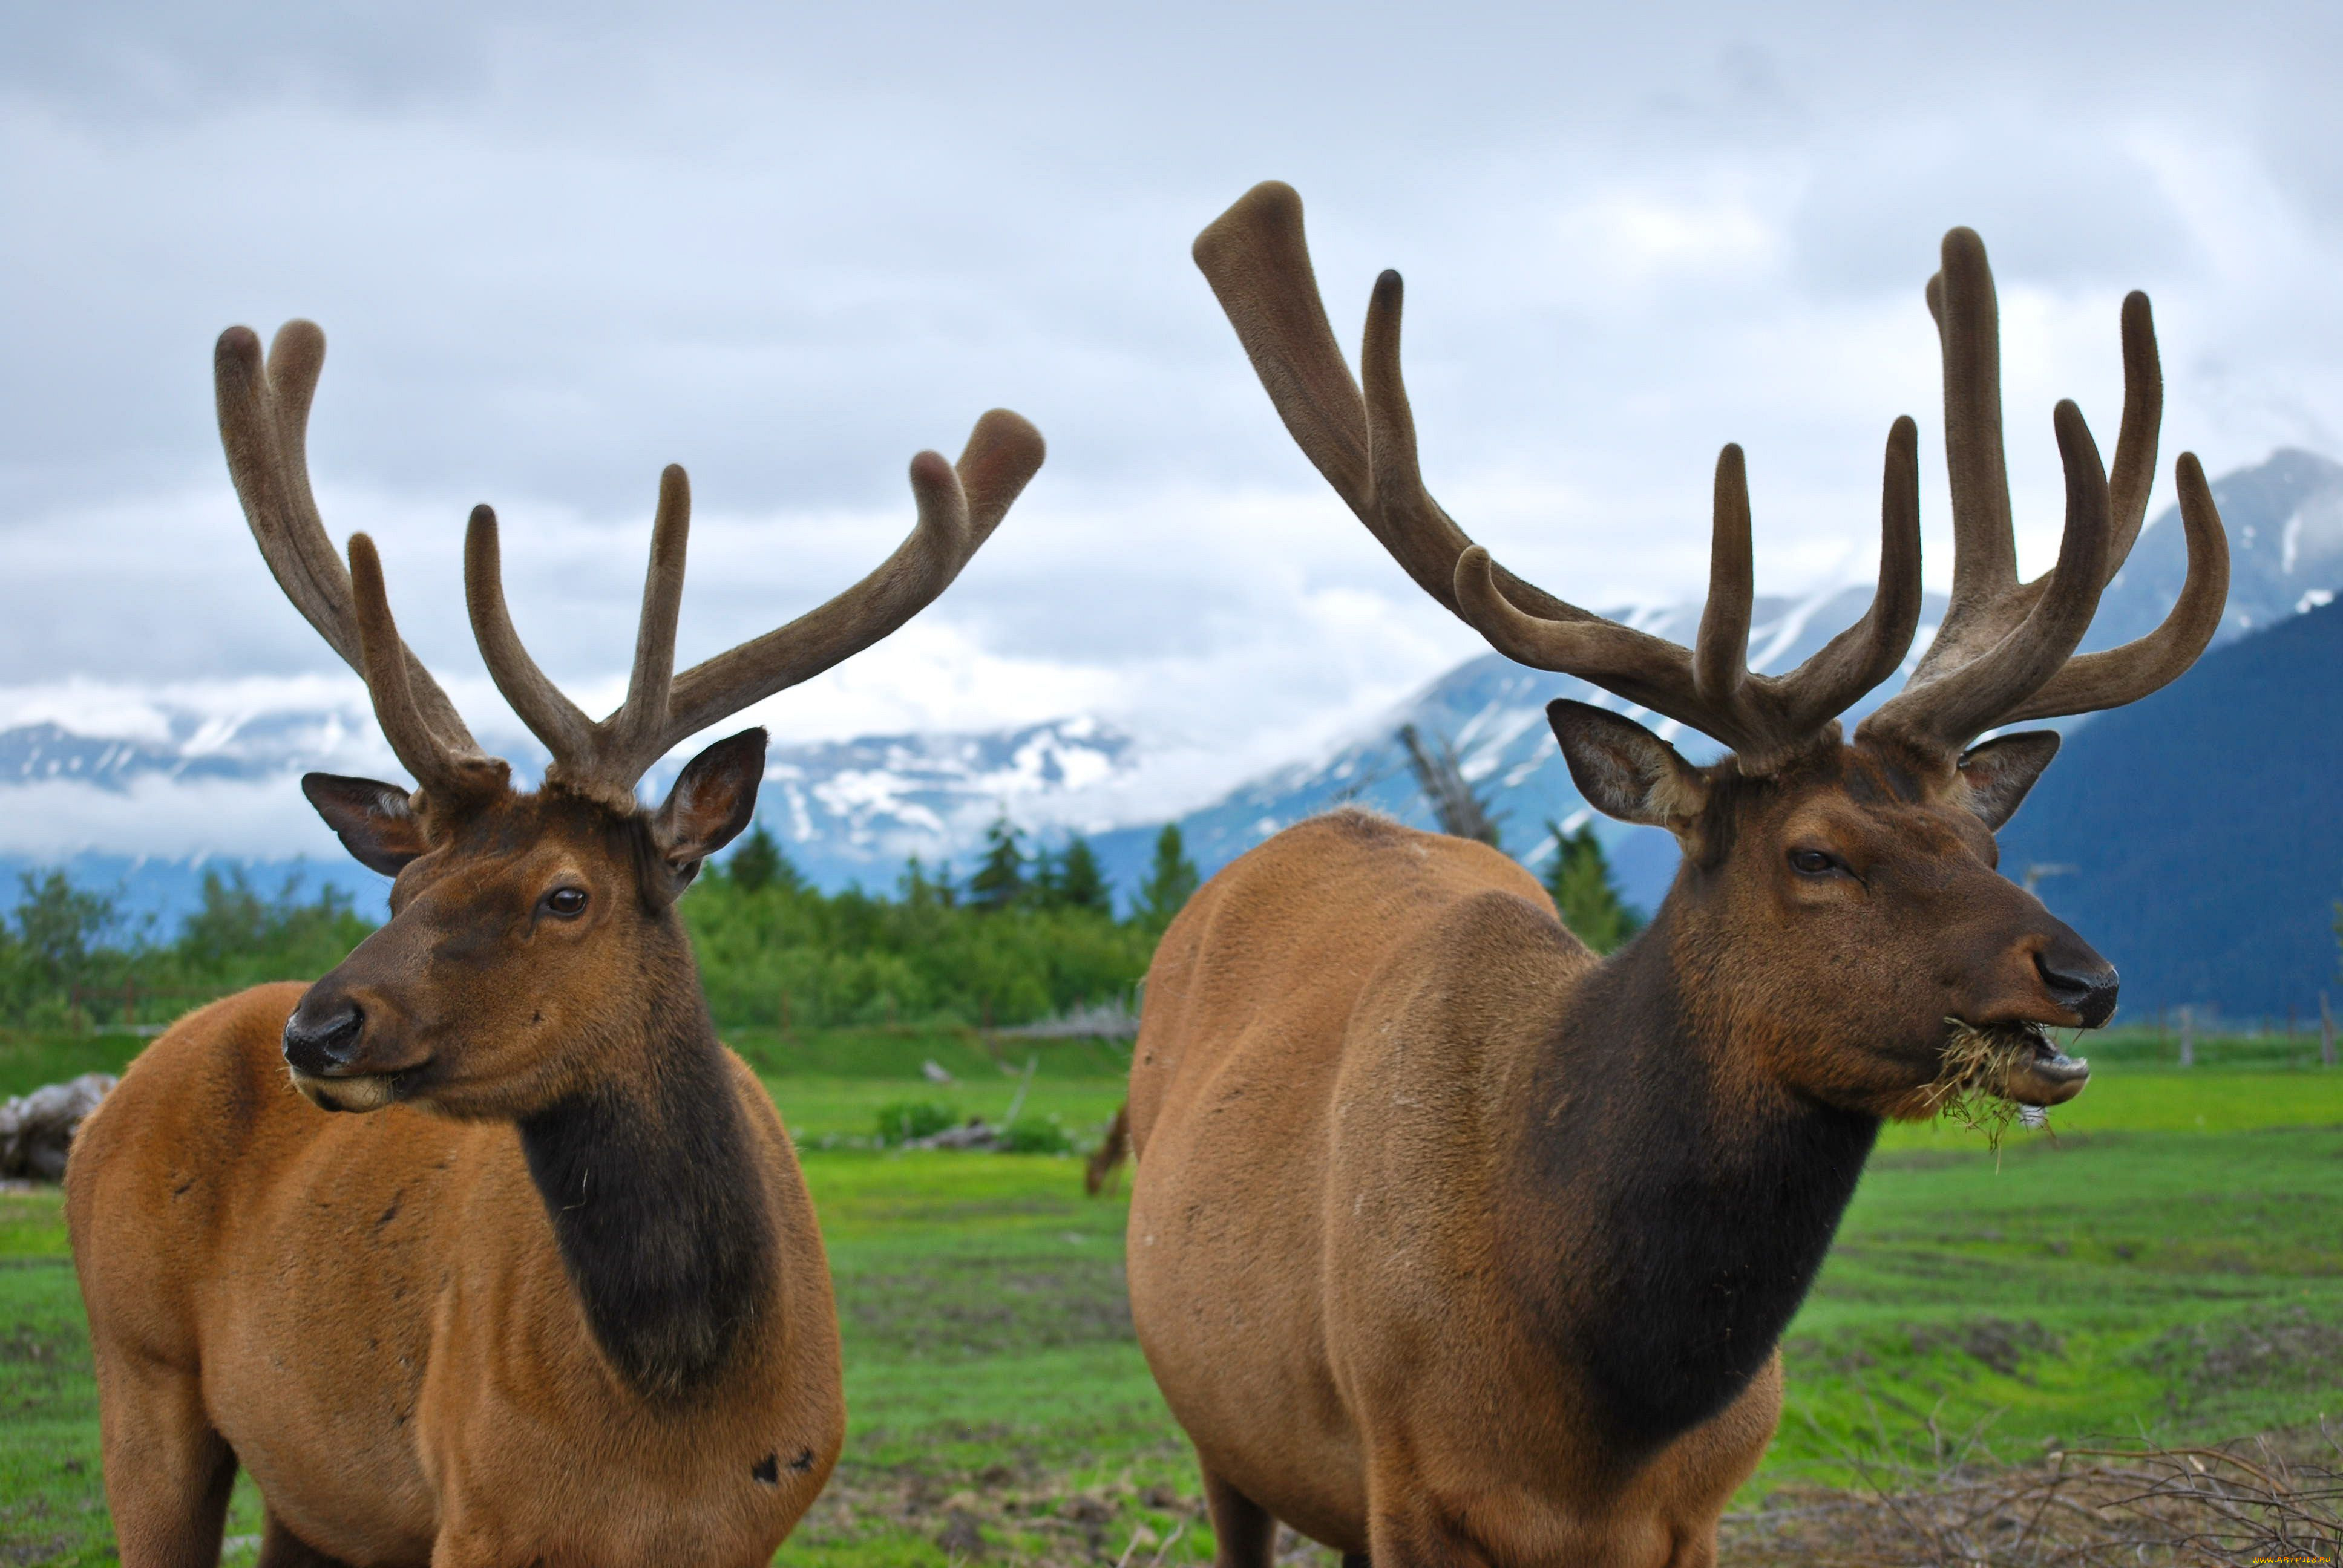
1929, 1018, 2091, 1112
289, 1068, 400, 1114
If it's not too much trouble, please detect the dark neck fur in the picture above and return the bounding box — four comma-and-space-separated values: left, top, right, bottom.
1505, 906, 1879, 1454
519, 963, 775, 1402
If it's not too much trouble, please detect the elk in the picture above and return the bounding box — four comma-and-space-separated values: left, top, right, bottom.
65, 321, 1043, 1567
1113, 183, 2227, 1567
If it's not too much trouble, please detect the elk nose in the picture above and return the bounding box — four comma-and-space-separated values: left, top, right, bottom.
283, 1001, 365, 1077
2035, 946, 2119, 1029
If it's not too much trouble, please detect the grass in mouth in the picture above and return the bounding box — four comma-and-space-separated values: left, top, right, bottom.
1921, 1019, 2058, 1154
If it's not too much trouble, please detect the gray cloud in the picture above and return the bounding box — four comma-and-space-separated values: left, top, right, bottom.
2, 1, 2339, 834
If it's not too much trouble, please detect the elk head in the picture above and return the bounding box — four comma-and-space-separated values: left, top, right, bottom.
215, 322, 1043, 1117
1195, 183, 2227, 1118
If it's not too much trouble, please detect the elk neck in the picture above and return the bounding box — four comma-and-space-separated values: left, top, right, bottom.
1499, 899, 1880, 1457
516, 918, 776, 1403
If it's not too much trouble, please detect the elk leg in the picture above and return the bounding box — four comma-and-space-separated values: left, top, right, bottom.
1342, 1557, 1371, 1567
95, 1357, 237, 1568
258, 1513, 353, 1567
1200, 1468, 1276, 1568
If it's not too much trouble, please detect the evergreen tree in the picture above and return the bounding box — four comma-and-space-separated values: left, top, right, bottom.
177, 870, 360, 972
1029, 844, 1064, 908
15, 871, 115, 990
968, 816, 1027, 912
1544, 821, 1644, 955
899, 854, 943, 907
726, 824, 796, 895
1058, 835, 1109, 913
1137, 824, 1201, 929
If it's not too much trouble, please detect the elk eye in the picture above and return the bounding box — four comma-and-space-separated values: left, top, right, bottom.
544, 887, 589, 918
1788, 849, 1838, 877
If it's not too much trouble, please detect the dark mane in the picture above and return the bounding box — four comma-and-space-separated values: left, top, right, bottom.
1508, 910, 1881, 1452
519, 978, 775, 1400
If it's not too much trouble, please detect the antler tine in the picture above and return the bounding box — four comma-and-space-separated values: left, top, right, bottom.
1694, 445, 1757, 714
1454, 426, 1921, 773
347, 535, 499, 802
1203, 183, 1585, 624
1451, 547, 1732, 733
462, 419, 1038, 810
1772, 416, 1925, 736
215, 321, 483, 763
1193, 181, 1371, 515
1358, 268, 1474, 613
951, 407, 1045, 546
607, 464, 692, 769
2103, 292, 2163, 580
464, 504, 595, 766
2001, 452, 2229, 722
1925, 229, 2021, 626
1858, 230, 2220, 758
1210, 181, 1925, 771
653, 411, 1045, 759
216, 325, 354, 666
1862, 400, 2113, 753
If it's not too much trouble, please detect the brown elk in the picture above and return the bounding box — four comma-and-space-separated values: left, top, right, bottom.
65, 320, 1042, 1567
1112, 183, 2227, 1567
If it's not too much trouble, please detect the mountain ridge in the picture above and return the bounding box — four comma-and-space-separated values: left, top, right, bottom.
2, 446, 2338, 976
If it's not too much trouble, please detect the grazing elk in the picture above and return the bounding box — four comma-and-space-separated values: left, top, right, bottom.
1114, 183, 2227, 1567
65, 320, 1043, 1567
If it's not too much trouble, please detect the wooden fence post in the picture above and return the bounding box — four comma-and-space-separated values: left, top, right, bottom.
2178, 1007, 2194, 1068
2322, 991, 2336, 1070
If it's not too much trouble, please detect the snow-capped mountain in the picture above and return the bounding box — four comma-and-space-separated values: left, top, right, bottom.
0, 716, 1140, 924
0, 714, 365, 791
2, 446, 2336, 933
751, 717, 1138, 888
1093, 446, 2343, 915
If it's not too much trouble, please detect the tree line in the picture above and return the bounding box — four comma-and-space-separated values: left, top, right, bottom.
0, 821, 1208, 1034
0, 791, 1643, 1033
683, 819, 1198, 1029
0, 867, 376, 1030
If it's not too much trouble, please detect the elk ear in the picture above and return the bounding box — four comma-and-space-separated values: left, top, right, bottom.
1546, 701, 1709, 837
302, 773, 431, 877
1956, 730, 2060, 831
649, 728, 767, 898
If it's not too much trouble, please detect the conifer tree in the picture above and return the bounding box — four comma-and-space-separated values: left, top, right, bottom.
968, 816, 1027, 912
899, 854, 943, 907
1029, 844, 1064, 907
13, 871, 114, 991
1138, 823, 1201, 930
1544, 820, 1644, 955
1058, 835, 1110, 913
727, 823, 793, 894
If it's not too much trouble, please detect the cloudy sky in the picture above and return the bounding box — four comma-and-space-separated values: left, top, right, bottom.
3, 1, 2339, 852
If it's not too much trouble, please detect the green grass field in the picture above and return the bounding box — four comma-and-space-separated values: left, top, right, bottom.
5, 1027, 2342, 1564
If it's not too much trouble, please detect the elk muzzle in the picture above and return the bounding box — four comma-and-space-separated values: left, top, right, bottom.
1965, 922, 2115, 1108
2034, 941, 2120, 1030
282, 993, 398, 1114
1930, 906, 2117, 1108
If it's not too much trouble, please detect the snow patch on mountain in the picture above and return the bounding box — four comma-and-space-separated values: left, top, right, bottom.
1095, 446, 2343, 913
1, 448, 2338, 925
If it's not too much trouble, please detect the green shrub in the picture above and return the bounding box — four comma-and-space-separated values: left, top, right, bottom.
874, 1100, 958, 1144
681, 840, 1155, 1032
997, 1116, 1075, 1155
0, 820, 1175, 1039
